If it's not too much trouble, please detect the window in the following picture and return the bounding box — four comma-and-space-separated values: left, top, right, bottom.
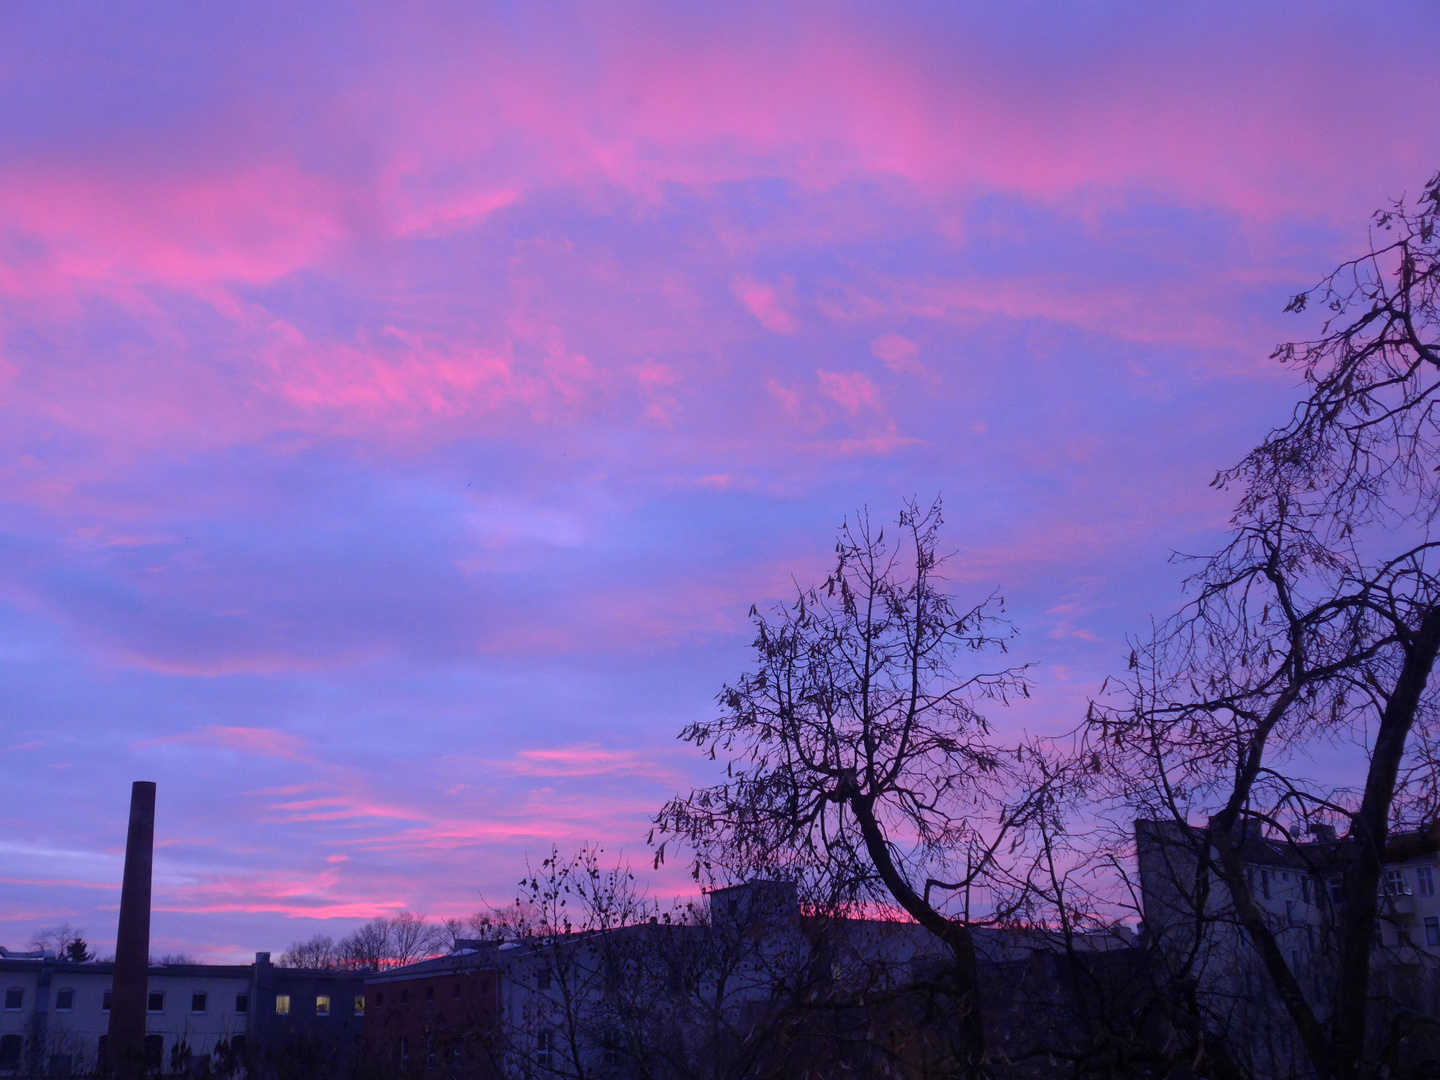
103, 990, 112, 1012
399, 1037, 409, 1067
191, 992, 208, 1014
1286, 900, 1295, 923
147, 991, 164, 1013
1399, 926, 1413, 946
1328, 876, 1344, 905
1302, 876, 1312, 903
275, 994, 291, 1016
354, 996, 365, 1016
235, 993, 249, 1014
400, 989, 409, 1004
1425, 916, 1440, 946
453, 983, 461, 999
1261, 870, 1272, 900
4, 988, 22, 1011
374, 991, 384, 1008
536, 969, 552, 991
1418, 866, 1436, 897
1387, 868, 1410, 895
425, 985, 434, 1002
55, 988, 74, 1011
603, 1030, 623, 1065
536, 1031, 551, 1065
315, 995, 330, 1016
0, 1035, 22, 1069
1281, 872, 1290, 883
1375, 921, 1385, 945
144, 1035, 163, 1072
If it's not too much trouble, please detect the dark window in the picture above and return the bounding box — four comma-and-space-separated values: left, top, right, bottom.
426, 985, 434, 1002
144, 1035, 163, 1072
536, 1031, 551, 1065
536, 969, 551, 991
97, 1036, 108, 1070
1302, 876, 1312, 903
1328, 876, 1344, 905
235, 993, 249, 1014
147, 991, 165, 1013
452, 983, 461, 999
191, 992, 207, 1014
374, 991, 384, 1008
603, 1030, 623, 1065
0, 1035, 22, 1069
1425, 916, 1440, 946
55, 988, 74, 1011
1261, 870, 1272, 900
4, 988, 22, 1010
399, 1037, 409, 1067
231, 1036, 246, 1056
1418, 866, 1436, 897
102, 990, 112, 1012
1399, 926, 1413, 946
400, 989, 409, 1004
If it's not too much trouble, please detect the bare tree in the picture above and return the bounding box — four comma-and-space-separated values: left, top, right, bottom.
653, 498, 1058, 1079
338, 918, 393, 971
29, 923, 87, 958
1088, 170, 1440, 1080
389, 911, 442, 966
278, 934, 338, 969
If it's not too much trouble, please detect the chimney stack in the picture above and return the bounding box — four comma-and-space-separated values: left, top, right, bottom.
106, 782, 156, 1078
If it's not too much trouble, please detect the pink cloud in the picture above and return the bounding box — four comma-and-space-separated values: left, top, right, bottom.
870, 333, 926, 376
136, 726, 312, 763
816, 370, 881, 416
732, 274, 798, 334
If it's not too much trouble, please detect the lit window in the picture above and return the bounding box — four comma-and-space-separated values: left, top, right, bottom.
1425, 916, 1440, 946
147, 992, 164, 1013
275, 995, 291, 1015
315, 995, 330, 1016
1417, 867, 1436, 897
3, 988, 22, 1011
191, 993, 207, 1014
235, 994, 249, 1014
55, 989, 74, 1011
354, 996, 365, 1016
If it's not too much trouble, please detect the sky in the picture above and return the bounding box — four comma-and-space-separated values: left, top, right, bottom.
2, 1, 1439, 962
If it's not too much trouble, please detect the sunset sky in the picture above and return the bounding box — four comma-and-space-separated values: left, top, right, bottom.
3, 2, 1439, 961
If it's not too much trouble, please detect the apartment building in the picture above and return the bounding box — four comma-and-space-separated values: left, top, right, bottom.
0, 950, 365, 1077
